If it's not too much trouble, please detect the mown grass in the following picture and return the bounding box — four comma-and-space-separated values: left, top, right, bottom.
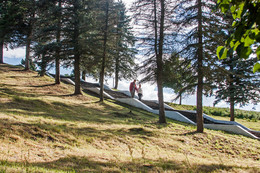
0, 64, 259, 173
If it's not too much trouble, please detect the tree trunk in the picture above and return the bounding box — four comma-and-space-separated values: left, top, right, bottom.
73, 0, 81, 95
74, 56, 81, 95
230, 99, 235, 121
179, 94, 182, 105
25, 28, 32, 71
155, 0, 166, 123
82, 70, 86, 81
100, 0, 109, 102
229, 57, 235, 121
40, 53, 47, 76
55, 57, 60, 84
55, 0, 62, 85
157, 72, 166, 123
114, 16, 121, 90
114, 56, 119, 89
25, 1, 36, 71
196, 0, 204, 133
0, 39, 3, 64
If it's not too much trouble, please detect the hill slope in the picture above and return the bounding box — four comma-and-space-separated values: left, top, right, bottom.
0, 64, 259, 173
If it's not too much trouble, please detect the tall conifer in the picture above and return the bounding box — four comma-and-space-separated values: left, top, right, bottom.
0, 0, 23, 64
131, 0, 177, 123
113, 0, 136, 89
172, 0, 228, 132
214, 57, 260, 121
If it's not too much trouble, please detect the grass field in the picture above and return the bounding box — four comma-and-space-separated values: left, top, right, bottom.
0, 64, 259, 173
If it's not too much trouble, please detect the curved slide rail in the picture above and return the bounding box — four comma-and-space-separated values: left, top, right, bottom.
64, 79, 259, 139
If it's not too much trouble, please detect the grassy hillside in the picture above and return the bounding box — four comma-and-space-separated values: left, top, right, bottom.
0, 64, 259, 173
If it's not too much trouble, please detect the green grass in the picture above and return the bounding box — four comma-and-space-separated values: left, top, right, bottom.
0, 64, 259, 173
168, 103, 260, 121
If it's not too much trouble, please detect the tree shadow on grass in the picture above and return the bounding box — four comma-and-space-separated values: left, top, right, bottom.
0, 87, 38, 97
0, 84, 18, 87
1, 94, 152, 125
1, 84, 196, 131
70, 126, 158, 141
83, 100, 100, 104
56, 94, 76, 97
0, 155, 251, 173
31, 156, 182, 173
0, 118, 75, 144
30, 83, 56, 88
1, 70, 195, 130
82, 89, 100, 98
180, 131, 200, 136
0, 117, 157, 145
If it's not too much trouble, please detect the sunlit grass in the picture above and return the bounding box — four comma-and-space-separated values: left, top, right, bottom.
0, 64, 259, 172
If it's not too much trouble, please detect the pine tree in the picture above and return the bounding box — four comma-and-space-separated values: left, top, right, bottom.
214, 57, 260, 121
55, 0, 97, 95
131, 0, 176, 123
19, 0, 38, 71
171, 0, 230, 132
71, 0, 82, 94
92, 0, 123, 101
33, 0, 67, 81
99, 0, 110, 101
196, 0, 204, 132
55, 0, 62, 84
199, 4, 259, 121
162, 53, 196, 105
113, 0, 136, 89
0, 0, 23, 64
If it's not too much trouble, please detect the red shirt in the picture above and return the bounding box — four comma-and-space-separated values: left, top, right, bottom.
129, 82, 137, 92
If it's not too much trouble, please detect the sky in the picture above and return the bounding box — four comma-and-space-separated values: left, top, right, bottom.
122, 0, 134, 8
2, 0, 259, 112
